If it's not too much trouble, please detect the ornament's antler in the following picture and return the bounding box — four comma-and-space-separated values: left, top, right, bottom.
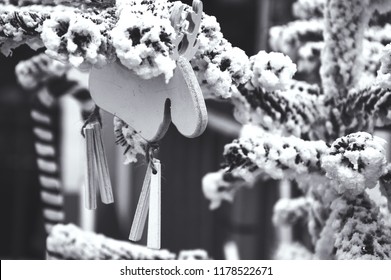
171, 0, 203, 60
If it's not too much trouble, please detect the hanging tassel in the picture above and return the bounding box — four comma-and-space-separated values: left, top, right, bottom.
83, 120, 114, 209
147, 159, 161, 249
83, 124, 97, 210
92, 122, 114, 204
129, 144, 161, 247
129, 163, 152, 242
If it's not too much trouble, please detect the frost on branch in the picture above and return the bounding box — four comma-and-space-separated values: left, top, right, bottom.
41, 10, 114, 69
15, 53, 69, 89
111, 1, 176, 81
202, 170, 245, 210
292, 0, 325, 20
272, 197, 310, 226
269, 19, 323, 59
47, 224, 210, 260
380, 165, 391, 212
340, 84, 391, 132
377, 43, 391, 89
0, 4, 49, 55
114, 116, 147, 164
274, 242, 314, 260
316, 193, 391, 260
320, 0, 372, 104
228, 51, 323, 139
248, 51, 296, 92
270, 20, 390, 79
222, 125, 327, 182
1, 1, 116, 7
0, 0, 178, 78
322, 132, 388, 195
232, 80, 323, 140
297, 40, 383, 80
191, 14, 251, 99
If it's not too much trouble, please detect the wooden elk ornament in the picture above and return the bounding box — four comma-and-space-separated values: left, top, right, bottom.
88, 0, 207, 249
89, 0, 207, 142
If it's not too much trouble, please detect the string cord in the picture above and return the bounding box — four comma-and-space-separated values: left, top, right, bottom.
81, 105, 102, 137
147, 142, 160, 174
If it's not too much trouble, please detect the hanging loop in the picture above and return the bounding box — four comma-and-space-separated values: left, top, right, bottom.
147, 143, 160, 174
81, 105, 102, 137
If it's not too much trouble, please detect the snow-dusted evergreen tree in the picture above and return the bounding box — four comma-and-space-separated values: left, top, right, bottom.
203, 0, 391, 259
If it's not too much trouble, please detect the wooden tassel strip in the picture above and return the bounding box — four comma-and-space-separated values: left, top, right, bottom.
92, 122, 114, 204
147, 159, 161, 249
129, 163, 152, 242
84, 124, 97, 210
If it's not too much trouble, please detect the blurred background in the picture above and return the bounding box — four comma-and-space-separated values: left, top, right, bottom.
0, 0, 302, 260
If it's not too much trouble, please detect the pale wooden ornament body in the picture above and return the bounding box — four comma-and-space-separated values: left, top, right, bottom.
89, 56, 207, 142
